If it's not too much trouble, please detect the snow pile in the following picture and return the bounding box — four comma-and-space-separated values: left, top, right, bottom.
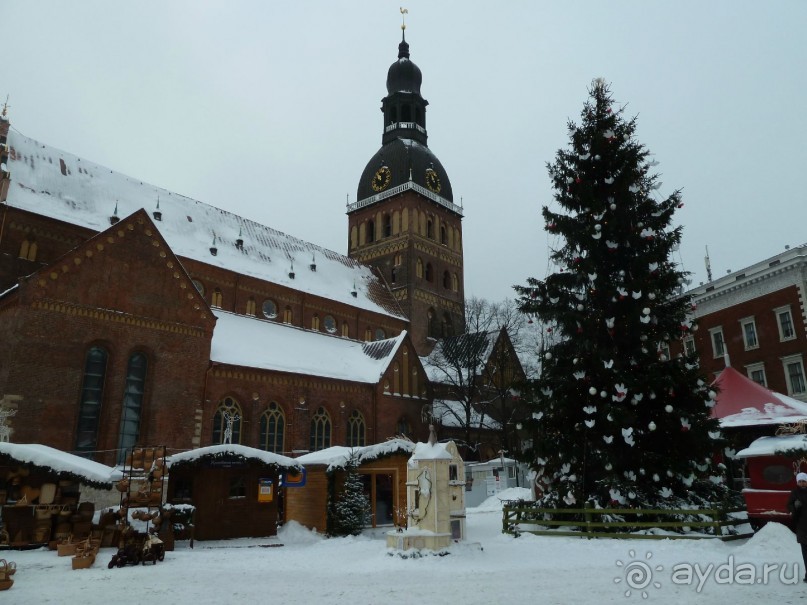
736, 520, 794, 553
471, 487, 533, 512
278, 520, 325, 546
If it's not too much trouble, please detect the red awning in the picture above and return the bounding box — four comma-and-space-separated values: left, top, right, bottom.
711, 366, 807, 427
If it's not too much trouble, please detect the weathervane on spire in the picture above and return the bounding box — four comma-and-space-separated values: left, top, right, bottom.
1, 95, 9, 118
400, 7, 408, 30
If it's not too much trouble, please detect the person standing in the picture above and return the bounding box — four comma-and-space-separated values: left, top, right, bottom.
788, 472, 807, 582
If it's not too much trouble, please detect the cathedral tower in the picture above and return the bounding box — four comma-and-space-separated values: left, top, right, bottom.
347, 28, 465, 354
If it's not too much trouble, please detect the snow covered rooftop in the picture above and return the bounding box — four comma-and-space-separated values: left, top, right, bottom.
711, 367, 807, 428
433, 399, 502, 430
294, 439, 415, 471
211, 310, 407, 383
5, 129, 405, 320
165, 444, 301, 470
0, 442, 122, 488
735, 434, 807, 459
411, 440, 454, 461
421, 330, 499, 384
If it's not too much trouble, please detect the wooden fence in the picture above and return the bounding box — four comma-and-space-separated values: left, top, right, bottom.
501, 501, 753, 541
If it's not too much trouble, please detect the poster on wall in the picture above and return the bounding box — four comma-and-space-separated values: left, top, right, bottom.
258, 478, 274, 503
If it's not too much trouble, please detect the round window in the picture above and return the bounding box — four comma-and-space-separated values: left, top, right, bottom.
262, 299, 278, 319
323, 315, 337, 334
192, 279, 205, 295
375, 328, 386, 341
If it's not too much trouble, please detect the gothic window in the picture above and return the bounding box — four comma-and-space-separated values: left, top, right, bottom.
375, 328, 386, 341
211, 288, 223, 308
75, 346, 108, 455
116, 352, 148, 462
364, 328, 373, 341
442, 313, 454, 337
426, 219, 434, 239
391, 267, 397, 284
192, 279, 205, 296
390, 106, 398, 123
310, 407, 331, 451
402, 105, 411, 122
440, 225, 447, 245
259, 402, 285, 453
383, 214, 392, 238
311, 314, 320, 330
416, 258, 423, 278
367, 219, 375, 243
283, 306, 293, 324
341, 322, 350, 338
19, 239, 37, 261
396, 417, 411, 438
425, 263, 433, 282
347, 410, 366, 447
442, 271, 451, 289
212, 396, 242, 445
452, 273, 459, 292
246, 298, 257, 316
427, 308, 439, 339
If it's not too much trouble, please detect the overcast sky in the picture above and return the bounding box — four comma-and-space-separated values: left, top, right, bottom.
3, 1, 805, 302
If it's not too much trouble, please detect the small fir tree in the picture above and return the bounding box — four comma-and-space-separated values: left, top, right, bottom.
329, 455, 371, 537
515, 80, 727, 511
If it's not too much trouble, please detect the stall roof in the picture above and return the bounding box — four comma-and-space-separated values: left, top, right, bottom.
295, 439, 415, 472
735, 434, 807, 458
0, 443, 122, 488
165, 444, 302, 470
712, 367, 807, 427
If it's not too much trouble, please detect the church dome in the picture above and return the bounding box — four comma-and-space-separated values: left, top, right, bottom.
356, 138, 453, 204
386, 37, 422, 95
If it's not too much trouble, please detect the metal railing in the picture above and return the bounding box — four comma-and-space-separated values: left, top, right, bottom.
347, 181, 463, 216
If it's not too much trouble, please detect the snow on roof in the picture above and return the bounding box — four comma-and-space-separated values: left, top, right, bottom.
294, 439, 415, 471
0, 442, 122, 487
432, 399, 502, 430
211, 310, 406, 383
6, 130, 405, 320
411, 440, 454, 461
712, 367, 807, 428
165, 444, 301, 470
735, 434, 807, 459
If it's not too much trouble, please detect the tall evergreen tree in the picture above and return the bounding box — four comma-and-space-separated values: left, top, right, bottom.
515, 80, 727, 511
329, 455, 371, 537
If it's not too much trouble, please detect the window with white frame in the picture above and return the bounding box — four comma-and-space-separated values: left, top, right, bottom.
782, 355, 807, 396
658, 342, 671, 361
709, 327, 725, 358
745, 362, 767, 387
740, 317, 758, 350
683, 336, 696, 357
775, 306, 796, 341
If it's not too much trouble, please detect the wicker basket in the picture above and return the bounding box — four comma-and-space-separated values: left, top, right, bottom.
71, 553, 95, 570
0, 578, 13, 591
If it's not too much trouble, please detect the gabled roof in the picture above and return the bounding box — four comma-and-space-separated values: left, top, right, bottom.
735, 434, 807, 458
5, 129, 405, 321
211, 310, 407, 383
165, 444, 301, 470
294, 439, 416, 471
422, 329, 499, 383
711, 366, 807, 427
0, 442, 122, 488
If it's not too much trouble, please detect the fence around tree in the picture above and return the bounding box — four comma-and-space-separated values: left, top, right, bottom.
502, 501, 753, 541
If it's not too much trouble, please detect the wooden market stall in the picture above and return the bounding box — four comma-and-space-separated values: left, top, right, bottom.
164, 444, 301, 541
0, 443, 120, 547
286, 439, 415, 534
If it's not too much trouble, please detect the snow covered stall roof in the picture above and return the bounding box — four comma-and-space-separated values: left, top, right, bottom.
165, 444, 302, 471
294, 439, 416, 472
0, 442, 122, 489
211, 310, 408, 382
4, 129, 405, 321
711, 366, 807, 428
735, 434, 807, 459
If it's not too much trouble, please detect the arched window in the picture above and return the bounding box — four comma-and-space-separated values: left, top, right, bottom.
390, 106, 398, 123
452, 273, 459, 292
442, 313, 454, 337
425, 263, 433, 282
426, 219, 434, 239
375, 328, 386, 341
263, 299, 278, 319
347, 410, 366, 447
283, 306, 293, 324
364, 328, 373, 341
310, 407, 331, 451
440, 225, 447, 245
391, 267, 397, 284
382, 214, 392, 238
192, 279, 205, 296
246, 298, 256, 316
396, 417, 411, 438
402, 105, 412, 121
259, 402, 285, 453
341, 322, 350, 338
212, 397, 242, 445
311, 314, 320, 330
442, 271, 451, 289
117, 352, 148, 461
211, 288, 223, 308
367, 219, 375, 243
427, 308, 439, 338
416, 258, 423, 279
75, 346, 109, 455
19, 239, 37, 261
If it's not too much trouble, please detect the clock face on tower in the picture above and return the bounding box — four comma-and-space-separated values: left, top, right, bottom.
371, 166, 392, 192
425, 168, 441, 193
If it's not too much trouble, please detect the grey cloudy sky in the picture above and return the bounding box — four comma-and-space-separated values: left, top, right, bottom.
3, 1, 805, 302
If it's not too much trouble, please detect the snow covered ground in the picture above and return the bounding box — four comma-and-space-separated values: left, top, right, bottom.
4, 488, 805, 604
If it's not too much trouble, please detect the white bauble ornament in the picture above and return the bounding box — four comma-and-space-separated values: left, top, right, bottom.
589, 387, 597, 396
545, 352, 553, 360
577, 304, 584, 311
648, 422, 656, 431
665, 405, 673, 414
642, 307, 650, 315
594, 224, 602, 231
600, 391, 607, 398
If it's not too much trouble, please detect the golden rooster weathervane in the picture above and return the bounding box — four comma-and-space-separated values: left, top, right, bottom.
400, 7, 408, 31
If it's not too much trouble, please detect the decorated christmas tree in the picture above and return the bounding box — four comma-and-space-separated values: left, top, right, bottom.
329, 455, 371, 537
515, 80, 728, 511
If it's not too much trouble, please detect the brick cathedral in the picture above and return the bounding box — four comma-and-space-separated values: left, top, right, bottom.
0, 31, 467, 465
